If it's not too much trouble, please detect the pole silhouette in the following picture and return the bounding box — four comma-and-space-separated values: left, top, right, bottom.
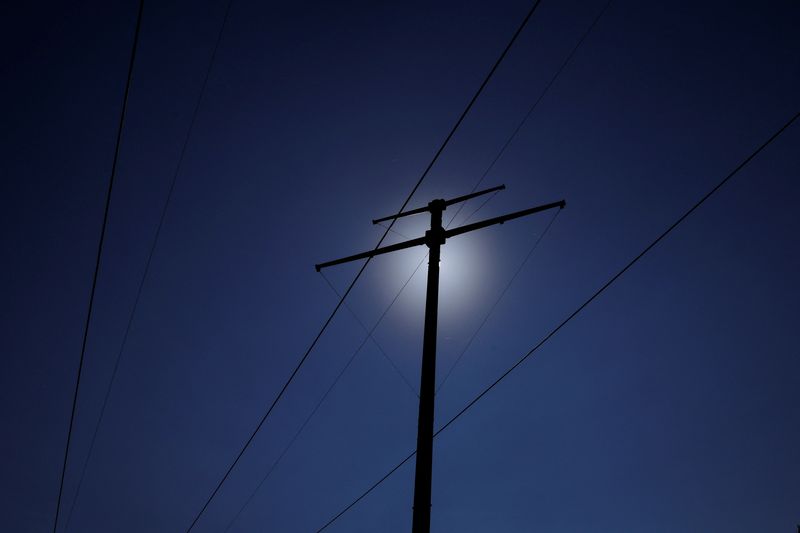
316, 185, 564, 532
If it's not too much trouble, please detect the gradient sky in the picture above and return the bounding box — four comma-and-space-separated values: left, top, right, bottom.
2, 1, 799, 532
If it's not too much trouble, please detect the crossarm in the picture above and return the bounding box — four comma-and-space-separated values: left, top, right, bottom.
315, 235, 427, 271
444, 200, 565, 239
372, 184, 506, 225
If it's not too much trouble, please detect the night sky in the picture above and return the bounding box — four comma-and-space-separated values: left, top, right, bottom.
3, 1, 799, 532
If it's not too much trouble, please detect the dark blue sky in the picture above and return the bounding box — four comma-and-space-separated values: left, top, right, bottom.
2, 1, 799, 532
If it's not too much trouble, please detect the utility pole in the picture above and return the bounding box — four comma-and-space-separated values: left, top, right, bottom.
315, 185, 564, 533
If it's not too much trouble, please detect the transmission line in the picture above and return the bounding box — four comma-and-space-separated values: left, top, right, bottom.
444, 0, 612, 230
436, 208, 561, 393
220, 264, 424, 532
320, 272, 420, 396
314, 109, 800, 532
432, 0, 610, 391
183, 2, 545, 531
62, 1, 235, 530
52, 2, 144, 533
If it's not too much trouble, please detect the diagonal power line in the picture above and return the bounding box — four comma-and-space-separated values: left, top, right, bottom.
219, 263, 425, 533
444, 0, 612, 229
62, 1, 235, 530
320, 272, 420, 397
436, 208, 561, 393
52, 2, 144, 533
314, 110, 800, 532
183, 1, 546, 531
432, 0, 611, 393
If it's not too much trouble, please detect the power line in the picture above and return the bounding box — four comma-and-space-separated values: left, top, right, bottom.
62, 1, 235, 529
52, 2, 144, 533
314, 109, 800, 532
444, 0, 612, 230
220, 263, 423, 532
183, 2, 545, 530
320, 272, 420, 397
375, 221, 412, 240
433, 0, 611, 392
450, 189, 500, 228
316, 451, 417, 533
436, 208, 561, 393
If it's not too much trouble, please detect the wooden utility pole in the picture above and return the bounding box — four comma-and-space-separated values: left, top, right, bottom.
316, 185, 564, 532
